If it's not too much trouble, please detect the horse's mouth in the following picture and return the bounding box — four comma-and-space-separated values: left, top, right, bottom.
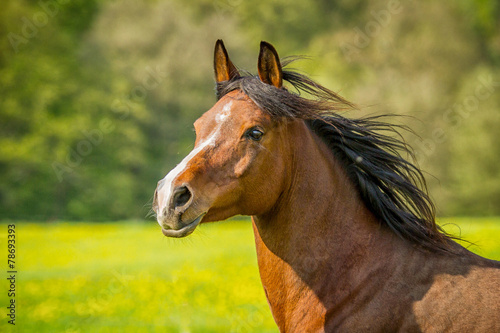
161, 214, 205, 238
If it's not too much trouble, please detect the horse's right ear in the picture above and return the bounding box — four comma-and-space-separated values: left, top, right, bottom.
214, 40, 239, 83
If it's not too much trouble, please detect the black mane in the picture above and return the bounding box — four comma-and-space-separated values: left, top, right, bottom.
216, 60, 456, 253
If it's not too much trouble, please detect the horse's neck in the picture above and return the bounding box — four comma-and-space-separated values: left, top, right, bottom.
251, 120, 407, 329
251, 120, 500, 333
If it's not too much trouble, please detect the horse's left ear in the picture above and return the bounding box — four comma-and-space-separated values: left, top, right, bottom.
214, 39, 239, 83
258, 41, 283, 88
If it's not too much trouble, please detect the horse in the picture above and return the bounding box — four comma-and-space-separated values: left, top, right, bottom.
152, 40, 500, 332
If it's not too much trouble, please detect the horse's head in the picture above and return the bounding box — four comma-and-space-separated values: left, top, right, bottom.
153, 40, 291, 237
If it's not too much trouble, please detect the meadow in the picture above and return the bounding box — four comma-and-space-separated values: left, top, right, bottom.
1, 217, 499, 332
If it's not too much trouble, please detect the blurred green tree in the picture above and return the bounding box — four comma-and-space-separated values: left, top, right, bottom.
0, 0, 498, 220
0, 0, 150, 220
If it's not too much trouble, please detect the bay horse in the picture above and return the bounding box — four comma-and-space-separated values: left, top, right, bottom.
153, 40, 500, 332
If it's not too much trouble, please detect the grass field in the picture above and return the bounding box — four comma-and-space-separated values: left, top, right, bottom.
1, 217, 499, 332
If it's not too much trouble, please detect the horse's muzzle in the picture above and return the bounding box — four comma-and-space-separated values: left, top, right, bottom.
160, 214, 205, 238
153, 183, 205, 237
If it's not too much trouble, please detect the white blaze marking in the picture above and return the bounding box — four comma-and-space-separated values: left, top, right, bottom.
216, 101, 232, 123
156, 101, 232, 223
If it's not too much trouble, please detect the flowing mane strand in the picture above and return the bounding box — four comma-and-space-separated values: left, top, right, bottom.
216, 59, 456, 253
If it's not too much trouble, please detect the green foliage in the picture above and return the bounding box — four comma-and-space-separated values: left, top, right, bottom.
0, 0, 499, 220
0, 0, 149, 220
0, 218, 498, 332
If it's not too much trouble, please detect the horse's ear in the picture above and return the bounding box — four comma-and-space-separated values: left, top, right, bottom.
214, 39, 239, 83
258, 41, 282, 88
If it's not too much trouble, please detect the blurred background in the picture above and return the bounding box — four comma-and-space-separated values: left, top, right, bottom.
1, 0, 499, 221
1, 1, 499, 332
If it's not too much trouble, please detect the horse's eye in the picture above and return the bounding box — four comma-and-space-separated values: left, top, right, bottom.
246, 128, 264, 141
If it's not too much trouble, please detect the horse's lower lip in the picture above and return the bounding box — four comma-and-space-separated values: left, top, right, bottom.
161, 214, 204, 238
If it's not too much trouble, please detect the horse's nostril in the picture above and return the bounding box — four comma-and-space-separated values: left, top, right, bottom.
172, 186, 192, 209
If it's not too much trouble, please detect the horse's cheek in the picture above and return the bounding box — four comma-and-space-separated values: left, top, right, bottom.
234, 154, 253, 178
